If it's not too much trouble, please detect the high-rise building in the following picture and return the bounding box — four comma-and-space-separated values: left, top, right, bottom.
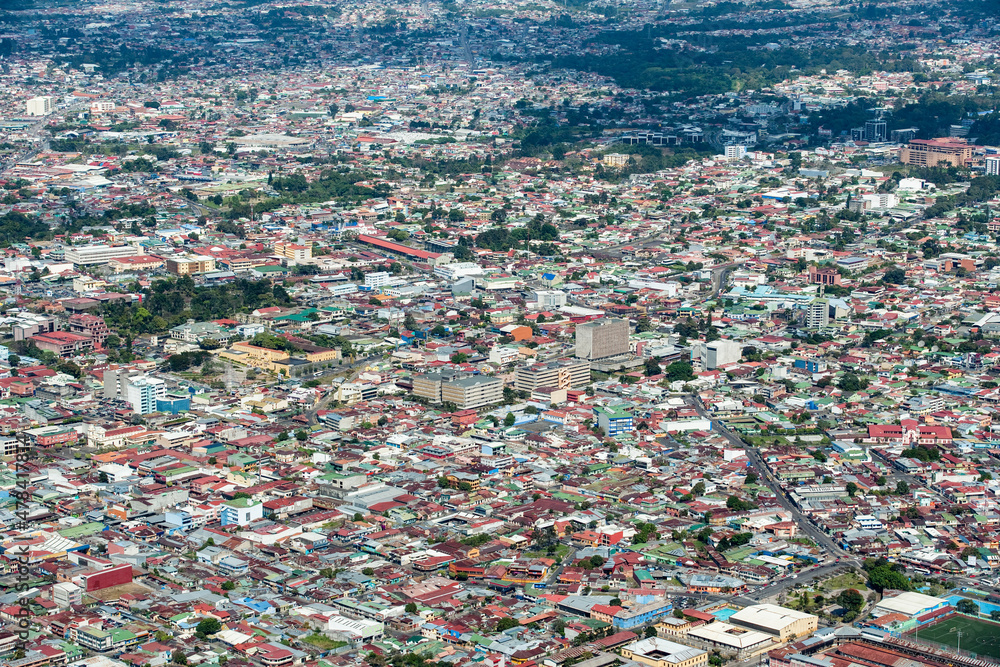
807, 298, 830, 329
987, 155, 1000, 176
725, 145, 747, 162
124, 376, 167, 415
864, 120, 887, 143
26, 96, 52, 116
576, 318, 629, 361
705, 340, 743, 370
514, 358, 591, 393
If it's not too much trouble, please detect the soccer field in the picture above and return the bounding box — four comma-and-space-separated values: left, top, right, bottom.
910, 617, 1000, 659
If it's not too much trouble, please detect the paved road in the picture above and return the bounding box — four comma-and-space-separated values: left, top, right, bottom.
303, 355, 382, 425
710, 263, 738, 297
685, 395, 849, 559
1, 100, 88, 174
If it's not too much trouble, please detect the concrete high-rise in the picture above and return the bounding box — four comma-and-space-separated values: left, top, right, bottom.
807, 298, 830, 329
575, 318, 629, 361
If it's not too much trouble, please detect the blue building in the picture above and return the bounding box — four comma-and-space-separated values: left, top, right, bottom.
594, 405, 634, 438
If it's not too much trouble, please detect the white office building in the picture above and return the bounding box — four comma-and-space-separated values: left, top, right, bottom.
124, 376, 167, 415
65, 244, 140, 266
434, 262, 484, 281
987, 155, 1000, 176
532, 290, 567, 309
365, 271, 391, 289
26, 96, 53, 116
725, 145, 747, 161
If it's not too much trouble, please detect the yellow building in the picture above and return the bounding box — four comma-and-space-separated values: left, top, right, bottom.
165, 255, 216, 275
274, 242, 312, 262
220, 342, 290, 371
728, 604, 818, 642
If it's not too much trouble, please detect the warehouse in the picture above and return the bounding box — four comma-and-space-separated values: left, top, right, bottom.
871, 591, 949, 620
729, 604, 818, 641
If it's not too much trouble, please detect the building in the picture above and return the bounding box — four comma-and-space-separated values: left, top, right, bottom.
900, 138, 976, 168
26, 96, 53, 116
365, 271, 391, 289
107, 256, 165, 273
728, 604, 818, 641
165, 255, 216, 275
514, 358, 590, 393
273, 242, 312, 263
865, 120, 887, 142
68, 314, 110, 348
807, 266, 841, 286
532, 290, 567, 309
52, 581, 82, 608
65, 245, 140, 266
221, 498, 264, 526
413, 370, 502, 409
987, 155, 1000, 176
687, 622, 774, 657
576, 318, 629, 361
620, 637, 708, 667
594, 404, 634, 437
13, 314, 56, 341
705, 340, 742, 370
604, 153, 631, 168
124, 376, 167, 415
30, 331, 94, 357
440, 375, 503, 410
806, 298, 829, 329
725, 145, 747, 162
870, 592, 948, 620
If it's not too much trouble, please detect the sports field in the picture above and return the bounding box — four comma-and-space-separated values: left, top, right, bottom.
910, 616, 1000, 659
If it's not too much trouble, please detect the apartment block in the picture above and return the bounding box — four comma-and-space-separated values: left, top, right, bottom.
514, 358, 590, 393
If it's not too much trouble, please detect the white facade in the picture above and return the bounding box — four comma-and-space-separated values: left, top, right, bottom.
26, 96, 53, 116
124, 376, 167, 415
434, 262, 484, 280
65, 244, 140, 266
705, 339, 742, 370
532, 290, 567, 309
365, 271, 391, 288
987, 155, 1000, 176
725, 145, 747, 161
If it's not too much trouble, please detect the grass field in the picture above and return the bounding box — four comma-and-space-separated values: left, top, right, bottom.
910, 617, 1000, 659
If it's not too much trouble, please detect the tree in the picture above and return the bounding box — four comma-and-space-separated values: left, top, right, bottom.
405, 602, 418, 614
504, 412, 516, 427
883, 266, 906, 284
838, 373, 864, 392
295, 430, 309, 441
956, 598, 979, 615
450, 352, 469, 364
665, 361, 695, 382
645, 626, 658, 638
362, 567, 374, 576
644, 357, 661, 377
837, 588, 865, 613
896, 481, 909, 496
496, 617, 519, 632
221, 580, 235, 591
171, 652, 187, 665
845, 482, 858, 497
196, 618, 222, 637
98, 471, 109, 483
